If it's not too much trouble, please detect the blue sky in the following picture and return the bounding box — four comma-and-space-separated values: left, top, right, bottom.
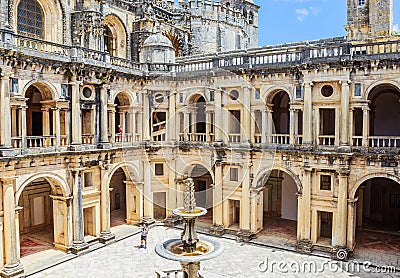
255, 0, 400, 46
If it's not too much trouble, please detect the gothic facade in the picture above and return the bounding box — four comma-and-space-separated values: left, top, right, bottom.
0, 0, 399, 276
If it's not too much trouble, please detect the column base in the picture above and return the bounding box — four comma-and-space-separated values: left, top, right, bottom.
140, 217, 155, 226
209, 225, 224, 237
98, 142, 112, 149
0, 147, 18, 157
337, 145, 351, 153
71, 241, 89, 255
296, 239, 313, 254
99, 231, 116, 244
236, 229, 255, 242
68, 144, 84, 152
1, 263, 24, 278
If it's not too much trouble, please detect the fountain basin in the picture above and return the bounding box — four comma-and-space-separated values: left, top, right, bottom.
155, 236, 224, 263
173, 207, 207, 218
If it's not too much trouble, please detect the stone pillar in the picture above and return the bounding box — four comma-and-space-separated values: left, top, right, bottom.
100, 86, 109, 144
137, 111, 143, 140
289, 107, 295, 145
143, 161, 153, 218
356, 187, 363, 228
340, 81, 351, 148
261, 109, 267, 144
11, 107, 17, 137
266, 106, 273, 143
183, 110, 190, 141
42, 107, 50, 136
142, 93, 150, 141
362, 105, 369, 147
167, 160, 176, 216
297, 193, 303, 240
0, 69, 12, 147
213, 162, 223, 226
71, 170, 88, 254
334, 170, 349, 247
130, 111, 136, 141
303, 83, 313, 145
99, 167, 115, 243
243, 86, 251, 144
302, 168, 312, 240
205, 111, 211, 142
54, 107, 61, 147
1, 178, 23, 277
21, 106, 27, 149
168, 92, 176, 141
214, 88, 223, 142
349, 108, 354, 146
71, 81, 82, 145
241, 163, 251, 230
110, 108, 116, 143
347, 199, 357, 251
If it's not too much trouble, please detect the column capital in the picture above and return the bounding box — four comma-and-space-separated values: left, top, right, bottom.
339, 80, 352, 85
303, 82, 313, 87
0, 177, 16, 184
337, 169, 350, 177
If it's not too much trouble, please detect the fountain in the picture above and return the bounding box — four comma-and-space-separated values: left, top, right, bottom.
155, 178, 224, 278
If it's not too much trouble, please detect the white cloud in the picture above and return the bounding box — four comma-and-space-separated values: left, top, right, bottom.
309, 6, 320, 15
296, 8, 310, 22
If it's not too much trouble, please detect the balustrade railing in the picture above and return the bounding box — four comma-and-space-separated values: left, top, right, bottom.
27, 136, 56, 148
11, 137, 22, 148
179, 133, 207, 142
14, 34, 70, 57
228, 134, 241, 143
114, 133, 133, 143
319, 135, 336, 146
268, 134, 290, 145
295, 135, 303, 145
254, 134, 262, 144
368, 136, 400, 148
82, 134, 94, 145
352, 136, 363, 147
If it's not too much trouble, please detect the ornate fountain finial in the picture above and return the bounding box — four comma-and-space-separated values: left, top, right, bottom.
183, 178, 196, 212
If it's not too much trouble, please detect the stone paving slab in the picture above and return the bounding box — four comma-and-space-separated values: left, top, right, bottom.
29, 226, 398, 278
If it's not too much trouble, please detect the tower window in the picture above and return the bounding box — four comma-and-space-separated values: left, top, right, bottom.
358, 0, 365, 6
17, 0, 44, 39
104, 26, 114, 55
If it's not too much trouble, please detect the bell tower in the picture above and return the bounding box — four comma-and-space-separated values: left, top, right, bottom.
345, 0, 393, 41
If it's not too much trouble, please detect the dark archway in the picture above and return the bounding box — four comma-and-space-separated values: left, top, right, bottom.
109, 168, 127, 227
191, 164, 213, 225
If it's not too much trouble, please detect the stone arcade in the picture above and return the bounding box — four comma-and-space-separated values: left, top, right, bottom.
0, 0, 399, 276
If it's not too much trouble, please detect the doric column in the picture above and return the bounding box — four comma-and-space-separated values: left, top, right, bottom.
137, 111, 143, 140
289, 107, 295, 145
362, 105, 369, 147
241, 163, 251, 230
100, 86, 109, 144
183, 109, 190, 141
302, 168, 312, 240
296, 193, 303, 240
143, 161, 153, 218
261, 109, 267, 143
205, 111, 211, 142
303, 82, 313, 145
349, 108, 354, 146
53, 107, 61, 147
42, 107, 50, 136
213, 162, 223, 226
214, 88, 223, 142
71, 169, 88, 254
340, 81, 351, 147
242, 86, 251, 144
334, 170, 349, 247
11, 106, 17, 137
21, 105, 27, 149
99, 167, 115, 243
347, 199, 357, 251
0, 69, 12, 147
142, 92, 150, 141
168, 92, 176, 141
130, 111, 136, 141
1, 177, 23, 277
110, 107, 116, 143
71, 81, 82, 145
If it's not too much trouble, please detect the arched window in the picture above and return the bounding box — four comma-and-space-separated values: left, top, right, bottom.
17, 0, 44, 39
104, 26, 114, 55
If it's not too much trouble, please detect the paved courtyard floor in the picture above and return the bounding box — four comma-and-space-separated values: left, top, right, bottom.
29, 226, 399, 278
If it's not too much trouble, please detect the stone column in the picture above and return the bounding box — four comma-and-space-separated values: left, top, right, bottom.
289, 107, 295, 145
243, 86, 251, 144
214, 88, 223, 142
261, 109, 267, 144
11, 107, 17, 137
347, 199, 357, 251
0, 69, 12, 147
362, 105, 369, 147
205, 111, 211, 142
110, 107, 116, 143
131, 111, 136, 141
241, 163, 251, 230
167, 159, 176, 216
142, 93, 150, 141
334, 170, 349, 247
266, 106, 273, 143
302, 168, 312, 240
99, 167, 115, 243
137, 111, 143, 141
183, 110, 190, 141
71, 81, 82, 145
53, 107, 61, 147
168, 92, 176, 141
356, 187, 364, 228
21, 105, 27, 149
303, 83, 313, 145
71, 170, 88, 254
1, 177, 23, 277
100, 86, 109, 144
296, 193, 303, 240
213, 162, 223, 226
143, 161, 153, 218
42, 107, 50, 136
340, 81, 351, 148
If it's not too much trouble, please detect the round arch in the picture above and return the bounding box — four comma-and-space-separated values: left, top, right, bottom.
16, 172, 70, 203
364, 80, 400, 100
14, 0, 64, 43
264, 86, 292, 105
107, 162, 140, 186
350, 172, 400, 199
182, 162, 215, 184
23, 80, 58, 101
252, 166, 302, 194
103, 14, 127, 58
184, 91, 208, 106
113, 91, 134, 106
